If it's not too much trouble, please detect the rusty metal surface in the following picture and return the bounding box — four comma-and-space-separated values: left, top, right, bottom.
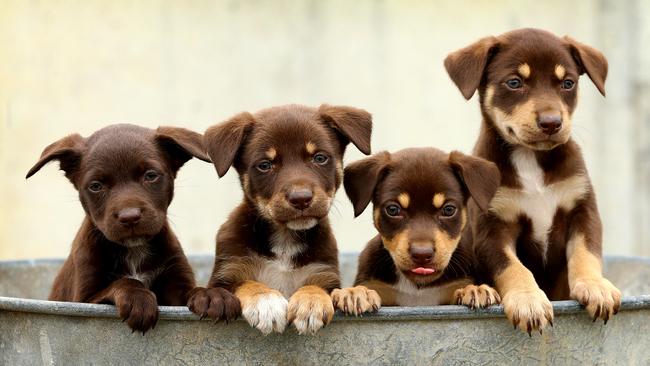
1, 255, 649, 365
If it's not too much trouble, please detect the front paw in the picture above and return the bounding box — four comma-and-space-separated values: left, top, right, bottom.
502, 287, 553, 336
187, 287, 241, 322
571, 277, 621, 323
240, 289, 288, 335
288, 286, 335, 335
115, 288, 159, 334
454, 284, 501, 309
331, 286, 381, 316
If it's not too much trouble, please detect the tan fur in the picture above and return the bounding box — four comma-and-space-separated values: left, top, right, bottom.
433, 193, 446, 208
305, 141, 317, 155
386, 275, 473, 306
331, 285, 381, 315
287, 285, 334, 335
454, 284, 501, 308
381, 230, 410, 268
518, 63, 531, 79
398, 192, 410, 209
265, 147, 277, 160
555, 64, 566, 80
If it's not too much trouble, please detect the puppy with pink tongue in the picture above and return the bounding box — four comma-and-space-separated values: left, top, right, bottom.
331, 148, 502, 314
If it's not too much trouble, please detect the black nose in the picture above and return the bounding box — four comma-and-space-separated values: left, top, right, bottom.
116, 207, 142, 227
287, 189, 313, 210
537, 113, 562, 135
409, 246, 434, 266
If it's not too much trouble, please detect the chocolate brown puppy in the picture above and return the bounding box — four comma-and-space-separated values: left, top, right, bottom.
333, 148, 501, 314
445, 28, 621, 334
191, 104, 372, 335
26, 124, 209, 333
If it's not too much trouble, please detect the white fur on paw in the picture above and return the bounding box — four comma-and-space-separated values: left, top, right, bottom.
242, 292, 288, 335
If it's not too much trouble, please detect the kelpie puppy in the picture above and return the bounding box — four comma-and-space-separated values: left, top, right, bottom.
445, 28, 621, 334
26, 124, 209, 333
332, 148, 501, 313
190, 104, 372, 335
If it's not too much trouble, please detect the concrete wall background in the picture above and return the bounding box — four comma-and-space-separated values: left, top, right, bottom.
1, 0, 648, 259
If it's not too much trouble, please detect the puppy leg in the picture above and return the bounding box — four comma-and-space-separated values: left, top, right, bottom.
331, 285, 381, 316
187, 287, 241, 322
89, 278, 159, 334
235, 280, 288, 335
287, 285, 335, 335
454, 283, 501, 309
567, 232, 621, 323
496, 246, 553, 335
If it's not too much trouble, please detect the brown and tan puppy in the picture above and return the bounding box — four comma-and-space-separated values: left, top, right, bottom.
444, 28, 621, 334
189, 104, 372, 335
332, 148, 501, 314
26, 124, 209, 333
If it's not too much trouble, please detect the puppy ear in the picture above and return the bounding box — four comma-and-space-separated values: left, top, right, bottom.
344, 151, 391, 217
319, 104, 373, 155
155, 127, 211, 174
444, 36, 499, 100
204, 112, 256, 177
26, 134, 85, 182
448, 151, 500, 212
564, 36, 608, 96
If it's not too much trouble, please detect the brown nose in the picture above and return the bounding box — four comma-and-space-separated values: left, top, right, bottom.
116, 207, 142, 227
409, 246, 434, 266
537, 112, 562, 135
287, 189, 313, 210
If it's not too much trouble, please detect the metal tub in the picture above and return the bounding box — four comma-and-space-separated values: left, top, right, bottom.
1, 255, 649, 365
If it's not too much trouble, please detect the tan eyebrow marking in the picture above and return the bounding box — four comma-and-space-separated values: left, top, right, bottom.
397, 193, 410, 209
555, 64, 566, 80
518, 63, 531, 79
306, 142, 317, 155
265, 147, 277, 160
433, 193, 446, 208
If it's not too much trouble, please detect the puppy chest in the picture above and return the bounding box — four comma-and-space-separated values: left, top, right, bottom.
490, 148, 589, 247
393, 276, 471, 306
256, 260, 319, 298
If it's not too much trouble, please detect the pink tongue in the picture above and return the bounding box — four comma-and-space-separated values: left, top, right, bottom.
411, 267, 435, 275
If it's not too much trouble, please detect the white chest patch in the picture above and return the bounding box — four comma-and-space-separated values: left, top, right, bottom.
393, 273, 471, 306
123, 241, 161, 289
490, 148, 589, 250
255, 229, 328, 297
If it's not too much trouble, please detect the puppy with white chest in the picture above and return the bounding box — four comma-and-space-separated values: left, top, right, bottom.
188, 104, 372, 334
26, 124, 209, 333
332, 148, 501, 313
445, 28, 621, 334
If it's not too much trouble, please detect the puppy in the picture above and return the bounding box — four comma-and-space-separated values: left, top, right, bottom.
188, 104, 372, 335
26, 124, 209, 333
332, 148, 501, 313
445, 28, 621, 334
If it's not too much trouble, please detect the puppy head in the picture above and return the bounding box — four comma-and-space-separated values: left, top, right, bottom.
345, 148, 499, 285
445, 28, 607, 151
26, 124, 209, 244
204, 104, 372, 231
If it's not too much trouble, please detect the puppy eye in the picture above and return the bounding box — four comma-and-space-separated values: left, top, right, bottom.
561, 79, 575, 90
312, 153, 329, 165
441, 204, 457, 217
505, 78, 523, 90
144, 170, 159, 182
257, 160, 273, 172
385, 204, 402, 217
88, 181, 103, 193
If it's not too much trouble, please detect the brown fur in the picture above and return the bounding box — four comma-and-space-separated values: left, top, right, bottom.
341, 148, 501, 310
445, 28, 621, 334
190, 104, 372, 334
26, 124, 208, 333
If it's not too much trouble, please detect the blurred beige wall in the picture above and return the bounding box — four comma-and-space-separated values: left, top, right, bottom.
1, 0, 649, 259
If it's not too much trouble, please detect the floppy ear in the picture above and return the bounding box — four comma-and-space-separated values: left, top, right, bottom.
448, 151, 500, 212
155, 126, 211, 174
344, 151, 391, 217
204, 112, 256, 177
564, 36, 608, 96
444, 36, 499, 100
318, 104, 373, 155
26, 134, 85, 183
